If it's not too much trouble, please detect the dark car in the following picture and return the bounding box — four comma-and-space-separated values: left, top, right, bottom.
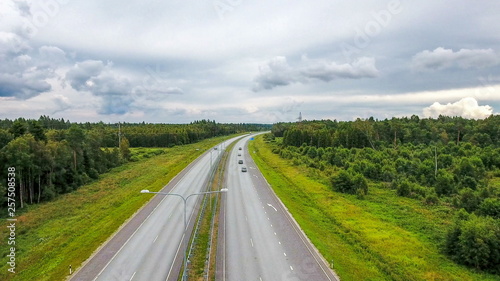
238, 160, 243, 164
241, 167, 247, 172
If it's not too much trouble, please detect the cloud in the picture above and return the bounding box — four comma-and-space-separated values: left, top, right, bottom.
13, 0, 31, 17
0, 1, 64, 99
65, 60, 185, 115
0, 72, 51, 98
252, 56, 378, 91
38, 46, 66, 67
0, 43, 59, 99
301, 57, 379, 81
65, 60, 135, 114
0, 31, 30, 55
423, 97, 493, 119
412, 47, 500, 71
51, 94, 71, 114
65, 60, 106, 91
252, 56, 295, 91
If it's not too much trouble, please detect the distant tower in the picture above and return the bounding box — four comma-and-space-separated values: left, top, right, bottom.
297, 112, 303, 122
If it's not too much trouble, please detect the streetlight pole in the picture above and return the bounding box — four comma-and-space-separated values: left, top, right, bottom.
140, 188, 228, 281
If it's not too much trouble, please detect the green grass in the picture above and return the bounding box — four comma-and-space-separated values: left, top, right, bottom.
0, 135, 238, 281
129, 147, 167, 161
187, 138, 237, 281
249, 136, 500, 281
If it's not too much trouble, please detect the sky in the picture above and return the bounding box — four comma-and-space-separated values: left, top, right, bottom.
1, 0, 500, 124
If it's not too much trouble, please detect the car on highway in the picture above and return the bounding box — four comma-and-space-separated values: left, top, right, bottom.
238, 160, 243, 164
241, 167, 247, 172
238, 153, 241, 156
238, 147, 242, 150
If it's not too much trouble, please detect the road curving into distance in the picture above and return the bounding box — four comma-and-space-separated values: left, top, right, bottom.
218, 134, 339, 281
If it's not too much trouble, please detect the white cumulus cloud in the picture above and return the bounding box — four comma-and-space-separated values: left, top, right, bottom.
423, 97, 493, 119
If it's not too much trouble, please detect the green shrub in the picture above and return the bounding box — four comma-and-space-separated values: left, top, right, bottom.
478, 198, 500, 218
424, 192, 439, 205
445, 214, 500, 272
331, 169, 368, 195
395, 179, 411, 197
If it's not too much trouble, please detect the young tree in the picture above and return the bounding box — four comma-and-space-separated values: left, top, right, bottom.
66, 125, 86, 171
120, 136, 131, 161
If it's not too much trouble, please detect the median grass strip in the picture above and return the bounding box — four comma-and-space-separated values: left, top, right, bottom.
187, 139, 236, 281
0, 135, 237, 281
249, 135, 499, 281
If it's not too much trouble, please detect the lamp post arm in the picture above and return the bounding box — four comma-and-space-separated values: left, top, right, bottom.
142, 192, 187, 229
140, 189, 226, 281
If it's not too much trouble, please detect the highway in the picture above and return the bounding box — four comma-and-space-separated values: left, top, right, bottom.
70, 137, 237, 281
219, 135, 339, 281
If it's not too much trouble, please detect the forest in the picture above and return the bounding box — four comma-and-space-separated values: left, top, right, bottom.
268, 114, 500, 273
0, 116, 270, 210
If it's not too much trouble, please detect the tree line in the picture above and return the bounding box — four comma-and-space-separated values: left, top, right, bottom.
267, 115, 500, 273
0, 116, 271, 211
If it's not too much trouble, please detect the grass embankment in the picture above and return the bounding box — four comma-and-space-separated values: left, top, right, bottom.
187, 139, 236, 281
0, 135, 237, 281
249, 135, 500, 281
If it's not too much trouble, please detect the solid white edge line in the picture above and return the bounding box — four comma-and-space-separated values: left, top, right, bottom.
249, 136, 338, 281
93, 194, 171, 280
92, 145, 212, 281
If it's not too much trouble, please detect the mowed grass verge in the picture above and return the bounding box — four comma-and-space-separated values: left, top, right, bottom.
0, 135, 237, 281
249, 135, 499, 281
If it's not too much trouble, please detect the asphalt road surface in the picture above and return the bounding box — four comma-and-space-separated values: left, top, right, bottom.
71, 137, 238, 281
218, 135, 339, 281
